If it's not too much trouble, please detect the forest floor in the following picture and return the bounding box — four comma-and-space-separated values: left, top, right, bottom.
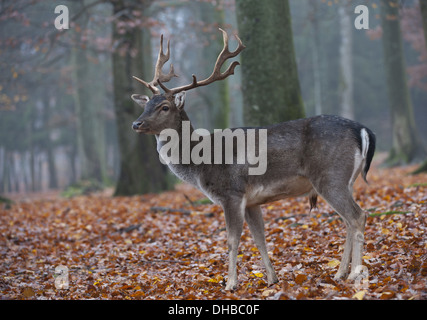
0, 158, 426, 300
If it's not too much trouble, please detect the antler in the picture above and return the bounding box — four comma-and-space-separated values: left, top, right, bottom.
133, 28, 245, 96
133, 34, 178, 94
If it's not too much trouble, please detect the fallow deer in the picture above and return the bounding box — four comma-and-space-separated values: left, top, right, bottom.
130, 29, 376, 290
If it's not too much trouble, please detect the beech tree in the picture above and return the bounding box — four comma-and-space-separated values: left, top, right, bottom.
111, 0, 170, 195
338, 1, 354, 120
412, 0, 427, 174
70, 0, 107, 183
380, 0, 426, 165
235, 0, 305, 126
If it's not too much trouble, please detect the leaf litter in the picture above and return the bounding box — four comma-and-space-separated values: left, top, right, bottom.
0, 162, 426, 300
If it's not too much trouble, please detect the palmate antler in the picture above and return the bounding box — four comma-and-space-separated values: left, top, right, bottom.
133, 28, 245, 96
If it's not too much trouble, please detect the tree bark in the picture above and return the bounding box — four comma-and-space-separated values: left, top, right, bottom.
380, 0, 426, 165
200, 3, 229, 129
71, 47, 104, 182
235, 0, 305, 126
338, 2, 354, 120
412, 0, 427, 174
70, 1, 106, 183
43, 97, 58, 189
309, 1, 323, 116
111, 1, 170, 195
420, 1, 427, 45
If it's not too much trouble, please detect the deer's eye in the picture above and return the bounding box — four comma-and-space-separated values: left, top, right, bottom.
161, 105, 169, 112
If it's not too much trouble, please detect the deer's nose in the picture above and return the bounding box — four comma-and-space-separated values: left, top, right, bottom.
132, 121, 143, 130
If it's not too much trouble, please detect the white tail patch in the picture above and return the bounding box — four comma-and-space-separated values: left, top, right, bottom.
349, 128, 370, 191
360, 128, 369, 159
360, 128, 370, 183
349, 149, 363, 191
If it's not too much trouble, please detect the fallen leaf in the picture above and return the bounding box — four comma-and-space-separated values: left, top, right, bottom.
380, 291, 396, 300
381, 228, 391, 235
262, 289, 276, 297
352, 290, 366, 300
22, 287, 35, 298
295, 273, 307, 285
327, 260, 340, 268
0, 163, 425, 300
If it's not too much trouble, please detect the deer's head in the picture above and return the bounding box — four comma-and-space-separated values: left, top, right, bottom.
131, 92, 186, 135
131, 28, 245, 135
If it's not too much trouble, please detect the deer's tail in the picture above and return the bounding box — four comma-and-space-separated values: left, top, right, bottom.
360, 127, 376, 183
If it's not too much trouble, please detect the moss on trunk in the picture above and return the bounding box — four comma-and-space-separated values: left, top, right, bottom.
380, 0, 426, 165
236, 0, 305, 126
112, 2, 170, 195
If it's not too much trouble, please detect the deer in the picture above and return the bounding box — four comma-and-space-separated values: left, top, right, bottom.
130, 28, 376, 291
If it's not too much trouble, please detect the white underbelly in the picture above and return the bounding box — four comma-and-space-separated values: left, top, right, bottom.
246, 176, 313, 207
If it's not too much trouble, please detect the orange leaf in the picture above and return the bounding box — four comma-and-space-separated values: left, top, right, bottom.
295, 274, 307, 285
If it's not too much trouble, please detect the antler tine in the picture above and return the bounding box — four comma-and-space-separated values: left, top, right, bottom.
165, 28, 246, 96
132, 76, 159, 94
133, 34, 178, 95
133, 29, 245, 96
153, 35, 177, 85
220, 28, 245, 61
206, 28, 245, 82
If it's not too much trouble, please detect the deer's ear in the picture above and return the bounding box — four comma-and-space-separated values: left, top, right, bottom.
131, 94, 150, 108
174, 92, 186, 110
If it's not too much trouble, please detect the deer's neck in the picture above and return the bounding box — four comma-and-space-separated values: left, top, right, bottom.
154, 110, 201, 185
177, 109, 195, 135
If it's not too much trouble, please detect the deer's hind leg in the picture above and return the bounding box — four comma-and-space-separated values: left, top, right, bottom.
311, 179, 366, 280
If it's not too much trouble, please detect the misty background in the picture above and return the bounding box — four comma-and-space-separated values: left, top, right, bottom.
0, 0, 426, 197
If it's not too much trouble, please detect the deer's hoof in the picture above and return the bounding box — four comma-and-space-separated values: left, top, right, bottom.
333, 271, 347, 280
225, 280, 237, 291
347, 272, 361, 281
268, 275, 279, 286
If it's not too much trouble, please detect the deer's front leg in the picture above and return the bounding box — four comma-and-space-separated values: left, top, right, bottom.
245, 205, 278, 286
222, 197, 245, 291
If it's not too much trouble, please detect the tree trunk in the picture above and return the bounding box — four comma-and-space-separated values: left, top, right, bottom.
380, 0, 426, 165
42, 96, 58, 189
338, 2, 354, 120
420, 1, 427, 45
412, 0, 427, 174
309, 1, 323, 115
71, 47, 103, 182
235, 0, 305, 126
111, 1, 170, 196
70, 1, 106, 183
200, 3, 229, 129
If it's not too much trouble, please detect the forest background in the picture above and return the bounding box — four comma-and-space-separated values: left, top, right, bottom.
1, 0, 426, 196
0, 0, 427, 301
